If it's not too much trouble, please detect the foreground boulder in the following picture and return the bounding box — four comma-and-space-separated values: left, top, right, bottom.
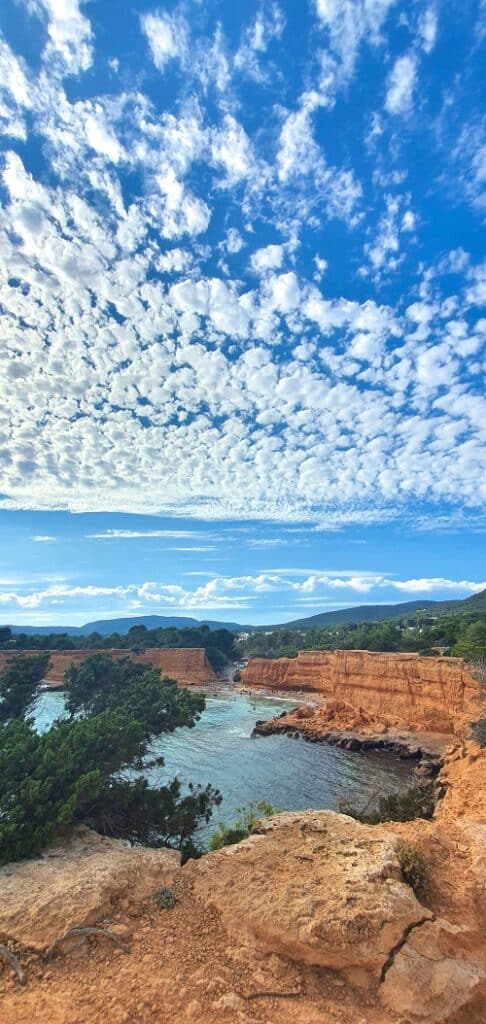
0, 827, 180, 951
380, 918, 486, 1023
189, 809, 432, 987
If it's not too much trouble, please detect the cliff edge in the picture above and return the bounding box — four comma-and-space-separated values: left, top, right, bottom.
0, 647, 217, 687
241, 650, 480, 733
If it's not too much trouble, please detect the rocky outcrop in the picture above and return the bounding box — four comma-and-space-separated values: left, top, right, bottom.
0, 647, 217, 687
380, 918, 486, 1022
189, 810, 432, 987
0, 827, 180, 951
241, 650, 480, 733
254, 699, 450, 764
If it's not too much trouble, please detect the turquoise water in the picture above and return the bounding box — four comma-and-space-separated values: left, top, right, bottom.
32, 690, 413, 842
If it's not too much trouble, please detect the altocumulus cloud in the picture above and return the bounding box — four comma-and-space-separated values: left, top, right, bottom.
0, 0, 484, 532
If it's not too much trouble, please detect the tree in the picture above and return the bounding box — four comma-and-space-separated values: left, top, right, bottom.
0, 655, 220, 866
0, 626, 12, 646
454, 621, 486, 660
0, 654, 49, 724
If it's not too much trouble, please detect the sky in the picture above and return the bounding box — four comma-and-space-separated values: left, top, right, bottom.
0, 0, 484, 627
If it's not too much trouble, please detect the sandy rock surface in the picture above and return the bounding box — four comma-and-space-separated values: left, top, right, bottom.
189, 810, 431, 984
0, 827, 180, 950
380, 918, 486, 1023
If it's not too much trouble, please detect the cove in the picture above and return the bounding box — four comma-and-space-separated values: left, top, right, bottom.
32, 690, 414, 845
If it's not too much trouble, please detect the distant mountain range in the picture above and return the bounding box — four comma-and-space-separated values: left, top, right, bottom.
5, 589, 486, 637
266, 589, 486, 630
7, 615, 251, 636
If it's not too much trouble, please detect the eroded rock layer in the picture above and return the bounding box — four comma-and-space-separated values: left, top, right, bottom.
241, 650, 479, 732
0, 647, 217, 687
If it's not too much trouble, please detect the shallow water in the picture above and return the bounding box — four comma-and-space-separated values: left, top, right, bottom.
32, 689, 413, 843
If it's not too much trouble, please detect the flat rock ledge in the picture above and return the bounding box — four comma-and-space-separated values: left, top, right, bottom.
0, 827, 180, 951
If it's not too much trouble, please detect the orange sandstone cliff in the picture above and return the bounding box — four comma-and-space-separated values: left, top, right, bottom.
241, 650, 480, 733
0, 648, 217, 687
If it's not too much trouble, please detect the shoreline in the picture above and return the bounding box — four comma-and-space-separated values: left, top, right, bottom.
253, 718, 445, 770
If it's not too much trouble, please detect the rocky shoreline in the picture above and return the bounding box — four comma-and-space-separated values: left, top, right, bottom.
253, 702, 449, 778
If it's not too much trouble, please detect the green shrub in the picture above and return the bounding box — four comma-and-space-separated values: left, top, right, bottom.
397, 841, 428, 893
153, 887, 176, 909
339, 780, 436, 825
0, 654, 50, 723
0, 655, 221, 865
471, 718, 486, 747
209, 801, 278, 851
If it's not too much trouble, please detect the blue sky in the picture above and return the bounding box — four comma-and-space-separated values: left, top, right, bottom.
0, 0, 484, 626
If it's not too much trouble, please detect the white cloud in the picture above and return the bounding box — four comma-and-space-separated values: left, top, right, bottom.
391, 578, 485, 594
276, 98, 362, 224
363, 194, 416, 280
315, 0, 397, 86
0, 573, 483, 617
31, 535, 57, 542
247, 538, 287, 548
141, 11, 188, 71
34, 0, 93, 74
277, 105, 317, 182
251, 244, 284, 273
156, 248, 193, 273
451, 126, 486, 213
210, 115, 256, 186
235, 4, 285, 81
0, 38, 32, 109
84, 112, 123, 163
222, 228, 245, 254
87, 530, 206, 540
419, 8, 438, 53
170, 546, 216, 552
385, 54, 417, 115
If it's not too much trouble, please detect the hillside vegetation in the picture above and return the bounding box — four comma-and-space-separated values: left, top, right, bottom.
240, 607, 486, 662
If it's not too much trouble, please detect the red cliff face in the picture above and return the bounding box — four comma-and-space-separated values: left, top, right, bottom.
0, 648, 217, 687
241, 650, 480, 733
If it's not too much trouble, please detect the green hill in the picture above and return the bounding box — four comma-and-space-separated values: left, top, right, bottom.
264, 589, 486, 631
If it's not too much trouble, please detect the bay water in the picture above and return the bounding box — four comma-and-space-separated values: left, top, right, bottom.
32, 689, 413, 844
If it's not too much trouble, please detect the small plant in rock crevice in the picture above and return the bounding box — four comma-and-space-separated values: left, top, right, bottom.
153, 887, 176, 909
397, 841, 428, 893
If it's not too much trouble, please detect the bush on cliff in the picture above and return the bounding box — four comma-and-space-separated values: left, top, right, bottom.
209, 800, 278, 850
397, 841, 428, 893
0, 654, 221, 865
471, 719, 486, 747
339, 779, 436, 825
